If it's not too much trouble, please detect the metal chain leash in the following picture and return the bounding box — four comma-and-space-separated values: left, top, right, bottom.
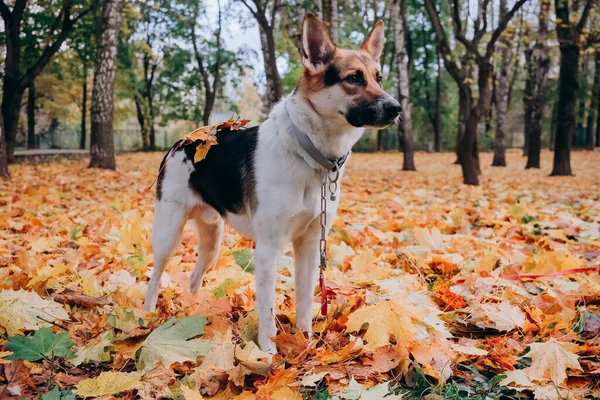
318, 165, 341, 316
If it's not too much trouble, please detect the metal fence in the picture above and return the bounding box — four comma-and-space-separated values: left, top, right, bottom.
37, 126, 182, 152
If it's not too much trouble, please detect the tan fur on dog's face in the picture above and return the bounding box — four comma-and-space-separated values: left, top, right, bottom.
297, 15, 401, 128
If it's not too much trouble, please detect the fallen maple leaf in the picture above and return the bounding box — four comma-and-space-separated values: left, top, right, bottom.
135, 316, 210, 370
335, 378, 403, 399
0, 289, 70, 335
7, 327, 75, 362
345, 300, 417, 348
71, 331, 113, 366
413, 227, 444, 251
272, 330, 309, 359
182, 116, 251, 164
181, 384, 204, 400
480, 302, 526, 331
74, 371, 141, 398
521, 338, 583, 384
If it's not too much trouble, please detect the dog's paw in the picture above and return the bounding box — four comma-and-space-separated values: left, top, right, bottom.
189, 279, 202, 294
258, 338, 277, 360
143, 297, 157, 312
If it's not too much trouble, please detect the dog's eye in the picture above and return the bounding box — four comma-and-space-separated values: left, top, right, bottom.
345, 74, 360, 84
376, 73, 383, 85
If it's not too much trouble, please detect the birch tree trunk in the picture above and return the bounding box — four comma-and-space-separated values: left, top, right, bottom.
314, 0, 323, 18
492, 0, 510, 166
391, 0, 415, 171
89, 0, 122, 170
329, 0, 338, 44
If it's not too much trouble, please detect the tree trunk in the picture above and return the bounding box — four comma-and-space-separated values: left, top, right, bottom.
328, 0, 338, 44
1, 3, 24, 164
89, 0, 122, 170
1, 80, 24, 163
0, 111, 9, 178
80, 64, 87, 149
259, 24, 282, 107
552, 43, 579, 176
434, 52, 441, 152
525, 0, 550, 169
550, 99, 558, 150
492, 0, 510, 167
455, 88, 469, 164
27, 80, 37, 149
459, 118, 480, 185
135, 97, 149, 151
576, 51, 590, 148
203, 91, 216, 126
377, 130, 384, 151
314, 0, 323, 18
585, 51, 599, 150
596, 88, 600, 146
392, 0, 415, 171
2, 0, 81, 163
551, 0, 590, 176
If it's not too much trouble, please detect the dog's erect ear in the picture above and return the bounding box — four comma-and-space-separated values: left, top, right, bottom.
302, 13, 335, 74
361, 21, 385, 61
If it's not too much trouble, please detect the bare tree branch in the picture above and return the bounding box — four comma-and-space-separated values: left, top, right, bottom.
424, 0, 465, 87
190, 14, 211, 96
484, 0, 528, 59
21, 2, 94, 88
473, 0, 492, 45
576, 0, 594, 33
239, 0, 260, 21
212, 0, 223, 97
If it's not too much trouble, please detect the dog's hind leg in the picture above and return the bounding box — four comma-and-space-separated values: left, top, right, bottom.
189, 206, 224, 294
144, 200, 188, 311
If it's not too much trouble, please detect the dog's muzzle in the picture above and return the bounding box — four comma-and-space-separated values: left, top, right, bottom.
383, 99, 402, 124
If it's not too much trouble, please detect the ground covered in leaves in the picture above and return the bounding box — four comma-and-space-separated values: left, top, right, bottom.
1, 150, 600, 400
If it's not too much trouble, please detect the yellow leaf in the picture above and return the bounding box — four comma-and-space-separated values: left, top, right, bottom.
345, 300, 417, 348
523, 251, 584, 275
75, 371, 141, 397
0, 289, 70, 335
480, 302, 526, 331
181, 385, 204, 400
0, 351, 13, 364
414, 227, 444, 250
521, 338, 582, 385
193, 137, 218, 163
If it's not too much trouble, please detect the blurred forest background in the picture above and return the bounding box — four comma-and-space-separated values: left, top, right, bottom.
0, 0, 599, 185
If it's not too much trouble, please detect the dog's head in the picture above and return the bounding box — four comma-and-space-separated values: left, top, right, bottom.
297, 13, 401, 129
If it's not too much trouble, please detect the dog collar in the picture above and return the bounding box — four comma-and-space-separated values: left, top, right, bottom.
287, 115, 349, 172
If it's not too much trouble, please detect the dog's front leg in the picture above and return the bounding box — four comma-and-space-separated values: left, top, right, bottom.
254, 241, 283, 355
293, 235, 319, 334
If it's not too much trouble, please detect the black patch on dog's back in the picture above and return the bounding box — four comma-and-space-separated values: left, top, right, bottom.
175, 126, 259, 216
156, 146, 177, 201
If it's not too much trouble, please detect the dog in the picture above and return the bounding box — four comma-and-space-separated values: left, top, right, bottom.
143, 13, 401, 355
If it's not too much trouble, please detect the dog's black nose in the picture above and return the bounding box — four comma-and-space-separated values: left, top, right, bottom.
384, 99, 402, 121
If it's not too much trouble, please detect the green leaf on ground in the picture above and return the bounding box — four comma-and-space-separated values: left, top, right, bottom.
135, 316, 210, 370
41, 387, 76, 400
7, 327, 75, 361
233, 249, 255, 273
